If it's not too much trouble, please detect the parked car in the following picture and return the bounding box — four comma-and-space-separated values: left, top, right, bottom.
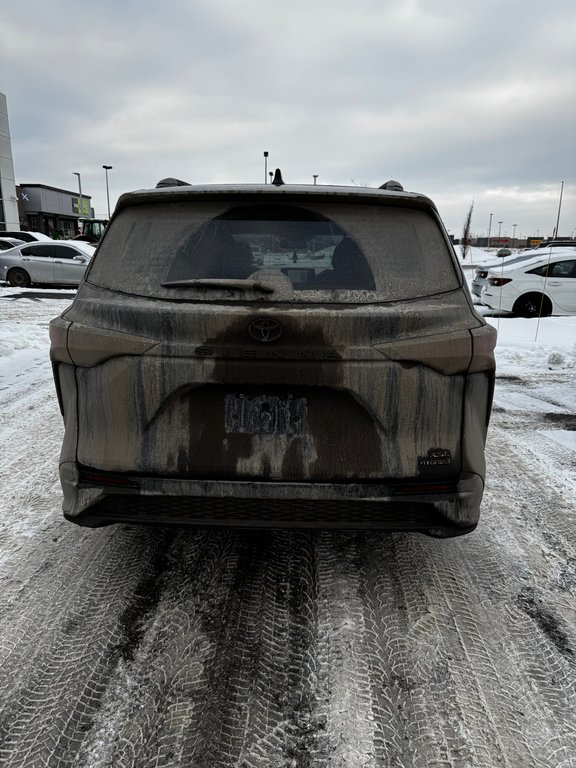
481, 254, 576, 316
530, 240, 576, 250
49, 174, 497, 537
0, 240, 95, 287
0, 237, 25, 250
470, 248, 576, 298
0, 230, 53, 242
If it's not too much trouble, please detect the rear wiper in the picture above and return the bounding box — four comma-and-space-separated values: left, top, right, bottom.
161, 278, 275, 293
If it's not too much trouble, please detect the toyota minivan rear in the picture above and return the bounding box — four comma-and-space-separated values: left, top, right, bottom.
50, 175, 496, 536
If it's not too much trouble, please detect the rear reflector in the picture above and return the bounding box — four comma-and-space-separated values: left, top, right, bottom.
391, 481, 458, 495
79, 470, 139, 488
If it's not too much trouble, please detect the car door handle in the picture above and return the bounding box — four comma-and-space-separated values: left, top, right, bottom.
548, 280, 562, 286
22, 257, 30, 261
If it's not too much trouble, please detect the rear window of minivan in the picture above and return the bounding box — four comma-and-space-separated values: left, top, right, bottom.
87, 200, 460, 303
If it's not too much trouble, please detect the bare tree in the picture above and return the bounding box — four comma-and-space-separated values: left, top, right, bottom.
461, 201, 474, 260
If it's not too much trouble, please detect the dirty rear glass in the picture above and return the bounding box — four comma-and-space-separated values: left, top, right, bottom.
87, 200, 460, 302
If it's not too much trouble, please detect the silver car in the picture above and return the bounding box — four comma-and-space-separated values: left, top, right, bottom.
0, 240, 95, 287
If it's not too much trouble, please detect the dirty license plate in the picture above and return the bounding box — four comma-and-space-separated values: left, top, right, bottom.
224, 393, 307, 435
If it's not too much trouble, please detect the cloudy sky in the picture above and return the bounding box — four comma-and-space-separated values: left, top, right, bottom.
2, 0, 575, 240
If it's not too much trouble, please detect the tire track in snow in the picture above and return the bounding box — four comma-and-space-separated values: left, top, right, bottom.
74, 531, 321, 768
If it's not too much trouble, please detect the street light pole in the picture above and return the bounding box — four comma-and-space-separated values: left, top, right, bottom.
102, 165, 113, 218
498, 220, 503, 240
512, 223, 517, 247
313, 175, 318, 185
263, 151, 269, 184
553, 180, 564, 240
73, 172, 83, 232
487, 213, 493, 248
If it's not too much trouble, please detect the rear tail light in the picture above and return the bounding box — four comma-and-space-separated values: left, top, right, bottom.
469, 324, 497, 373
373, 330, 472, 375
487, 277, 512, 287
49, 318, 73, 364
475, 270, 488, 278
50, 318, 160, 367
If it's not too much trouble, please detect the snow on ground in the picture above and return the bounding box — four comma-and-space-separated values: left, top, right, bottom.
0, 288, 76, 392
484, 314, 576, 376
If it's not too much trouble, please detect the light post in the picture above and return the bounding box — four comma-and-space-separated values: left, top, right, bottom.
498, 220, 503, 240
73, 172, 83, 232
512, 223, 517, 247
102, 165, 113, 218
313, 175, 318, 185
263, 151, 269, 183
487, 213, 493, 248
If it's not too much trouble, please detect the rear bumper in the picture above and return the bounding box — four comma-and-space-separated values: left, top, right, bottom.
60, 463, 484, 537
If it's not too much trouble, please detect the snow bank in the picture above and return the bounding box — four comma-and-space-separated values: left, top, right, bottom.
486, 315, 576, 375
0, 324, 49, 357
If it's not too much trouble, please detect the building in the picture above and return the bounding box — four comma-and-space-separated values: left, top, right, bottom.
2, 92, 94, 237
0, 92, 20, 230
16, 184, 93, 238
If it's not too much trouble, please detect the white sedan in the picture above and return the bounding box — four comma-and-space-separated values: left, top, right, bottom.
481, 252, 576, 316
0, 240, 96, 287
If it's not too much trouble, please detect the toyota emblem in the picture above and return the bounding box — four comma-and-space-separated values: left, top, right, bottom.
248, 318, 283, 343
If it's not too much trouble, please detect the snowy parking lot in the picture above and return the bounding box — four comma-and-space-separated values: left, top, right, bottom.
0, 284, 575, 767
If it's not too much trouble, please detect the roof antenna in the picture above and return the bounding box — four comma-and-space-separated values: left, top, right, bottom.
271, 168, 285, 186
379, 180, 404, 191
156, 177, 191, 188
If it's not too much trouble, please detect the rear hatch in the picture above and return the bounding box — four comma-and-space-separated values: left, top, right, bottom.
61, 190, 491, 484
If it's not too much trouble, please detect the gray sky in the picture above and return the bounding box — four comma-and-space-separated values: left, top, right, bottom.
2, 0, 575, 240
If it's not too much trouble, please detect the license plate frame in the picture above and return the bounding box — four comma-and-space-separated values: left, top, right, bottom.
224, 393, 307, 435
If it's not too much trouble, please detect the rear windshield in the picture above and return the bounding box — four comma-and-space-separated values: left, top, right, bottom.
87, 200, 460, 302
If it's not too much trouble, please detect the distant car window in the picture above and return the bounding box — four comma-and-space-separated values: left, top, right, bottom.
527, 260, 576, 277
1, 232, 35, 242
51, 245, 79, 259
526, 264, 548, 276
22, 245, 53, 257
551, 260, 576, 277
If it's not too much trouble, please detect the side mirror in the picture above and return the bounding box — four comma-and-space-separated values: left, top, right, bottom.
74, 254, 88, 262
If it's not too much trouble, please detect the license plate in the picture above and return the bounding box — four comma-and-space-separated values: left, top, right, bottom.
225, 393, 307, 435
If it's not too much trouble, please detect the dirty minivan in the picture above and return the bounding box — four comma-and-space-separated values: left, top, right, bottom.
49, 173, 497, 537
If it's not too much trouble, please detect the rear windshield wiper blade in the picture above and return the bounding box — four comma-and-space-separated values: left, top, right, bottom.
161, 278, 275, 293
